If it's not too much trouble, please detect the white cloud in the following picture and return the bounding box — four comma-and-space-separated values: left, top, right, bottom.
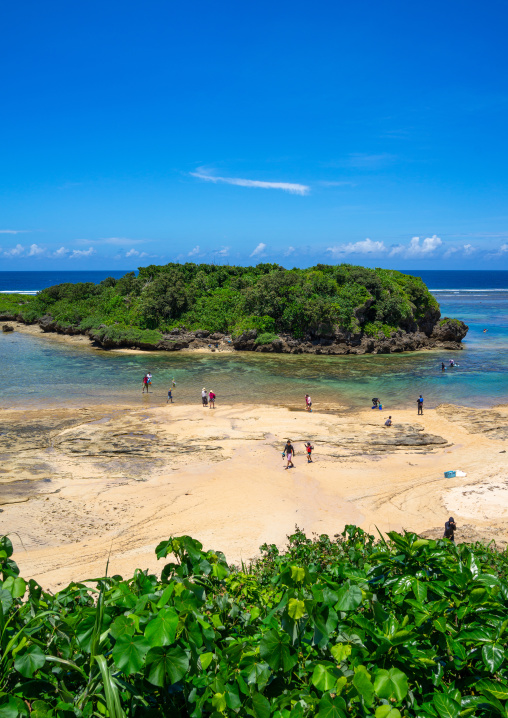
191, 168, 309, 195
463, 243, 475, 256
0, 229, 29, 235
4, 244, 25, 256
70, 247, 96, 258
125, 249, 148, 258
499, 244, 508, 254
390, 235, 442, 258
250, 242, 267, 258
188, 245, 200, 256
54, 247, 70, 257
28, 243, 45, 256
443, 246, 458, 259
284, 246, 295, 256
327, 238, 387, 256
216, 246, 229, 257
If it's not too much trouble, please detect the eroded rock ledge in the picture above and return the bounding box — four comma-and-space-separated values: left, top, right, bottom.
1, 314, 468, 355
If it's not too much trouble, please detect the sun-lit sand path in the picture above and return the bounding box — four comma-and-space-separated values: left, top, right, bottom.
1, 401, 507, 590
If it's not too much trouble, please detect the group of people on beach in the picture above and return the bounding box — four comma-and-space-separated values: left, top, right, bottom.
282, 439, 313, 469
201, 388, 216, 408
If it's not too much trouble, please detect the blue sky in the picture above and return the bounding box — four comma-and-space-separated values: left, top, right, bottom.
1, 0, 508, 270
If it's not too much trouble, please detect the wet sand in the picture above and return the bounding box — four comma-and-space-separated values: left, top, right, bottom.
1, 400, 507, 591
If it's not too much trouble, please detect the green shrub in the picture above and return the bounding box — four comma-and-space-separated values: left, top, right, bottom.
1, 528, 507, 717
255, 331, 279, 345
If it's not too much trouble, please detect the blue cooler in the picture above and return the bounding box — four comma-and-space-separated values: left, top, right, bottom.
444, 470, 456, 478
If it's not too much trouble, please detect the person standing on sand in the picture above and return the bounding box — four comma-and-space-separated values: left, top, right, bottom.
443, 516, 457, 542
209, 390, 216, 409
202, 388, 208, 406
142, 374, 149, 393
284, 439, 295, 469
417, 395, 424, 415
167, 387, 173, 403
304, 441, 314, 462
305, 394, 312, 412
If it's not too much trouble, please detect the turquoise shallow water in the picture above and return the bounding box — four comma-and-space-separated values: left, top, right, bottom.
1, 289, 507, 410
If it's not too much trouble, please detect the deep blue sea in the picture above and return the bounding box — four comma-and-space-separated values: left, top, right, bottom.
1, 270, 507, 410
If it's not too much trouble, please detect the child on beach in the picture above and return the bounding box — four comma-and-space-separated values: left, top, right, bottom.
209, 390, 216, 409
305, 394, 312, 412
384, 416, 392, 426
167, 388, 173, 403
305, 441, 314, 462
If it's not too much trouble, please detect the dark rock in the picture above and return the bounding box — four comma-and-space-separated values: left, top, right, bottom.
431, 317, 469, 343
209, 332, 224, 340
1, 324, 14, 333
194, 329, 210, 338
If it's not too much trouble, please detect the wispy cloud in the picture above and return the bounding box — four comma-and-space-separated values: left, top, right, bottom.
463, 243, 475, 256
70, 247, 95, 259
216, 246, 229, 257
284, 246, 295, 256
54, 247, 70, 257
327, 238, 387, 256
250, 242, 267, 258
3, 244, 25, 256
190, 168, 309, 195
188, 245, 201, 257
125, 248, 148, 258
390, 235, 442, 257
0, 229, 30, 235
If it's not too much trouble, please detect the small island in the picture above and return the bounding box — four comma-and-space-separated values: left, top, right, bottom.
0, 263, 468, 354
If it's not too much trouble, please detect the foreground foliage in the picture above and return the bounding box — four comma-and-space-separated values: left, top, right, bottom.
0, 263, 439, 342
1, 527, 508, 717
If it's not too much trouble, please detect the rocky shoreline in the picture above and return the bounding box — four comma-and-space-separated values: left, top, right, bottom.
0, 312, 468, 355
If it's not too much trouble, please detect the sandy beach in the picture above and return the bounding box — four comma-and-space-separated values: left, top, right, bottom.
1, 398, 507, 591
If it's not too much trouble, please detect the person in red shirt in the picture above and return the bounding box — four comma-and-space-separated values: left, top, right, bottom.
209, 390, 216, 409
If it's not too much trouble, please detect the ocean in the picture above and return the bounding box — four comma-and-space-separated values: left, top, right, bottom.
0, 270, 507, 410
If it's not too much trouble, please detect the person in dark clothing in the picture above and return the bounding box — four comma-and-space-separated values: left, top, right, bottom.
444, 517, 457, 542
441, 362, 446, 371
372, 397, 380, 409
417, 395, 424, 415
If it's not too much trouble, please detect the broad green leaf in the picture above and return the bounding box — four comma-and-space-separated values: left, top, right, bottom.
478, 679, 508, 700
0, 537, 13, 558
312, 663, 340, 692
288, 598, 306, 620
412, 539, 430, 550
200, 651, 214, 670
335, 585, 362, 611
144, 607, 178, 646
411, 578, 427, 603
145, 645, 189, 686
433, 693, 460, 718
259, 629, 295, 672
290, 566, 305, 583
331, 643, 351, 662
30, 701, 52, 718
373, 668, 408, 701
376, 707, 401, 718
112, 634, 150, 675
109, 615, 135, 640
2, 576, 26, 599
0, 588, 13, 615
0, 696, 28, 718
482, 643, 504, 672
252, 693, 271, 718
211, 562, 228, 580
212, 693, 227, 712
353, 665, 375, 707
13, 645, 45, 678
316, 695, 347, 718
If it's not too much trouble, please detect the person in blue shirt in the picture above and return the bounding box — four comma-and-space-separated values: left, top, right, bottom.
417, 395, 424, 415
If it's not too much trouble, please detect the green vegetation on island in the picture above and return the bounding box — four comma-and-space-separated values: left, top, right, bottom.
0, 263, 467, 351
0, 263, 436, 336
1, 527, 508, 717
